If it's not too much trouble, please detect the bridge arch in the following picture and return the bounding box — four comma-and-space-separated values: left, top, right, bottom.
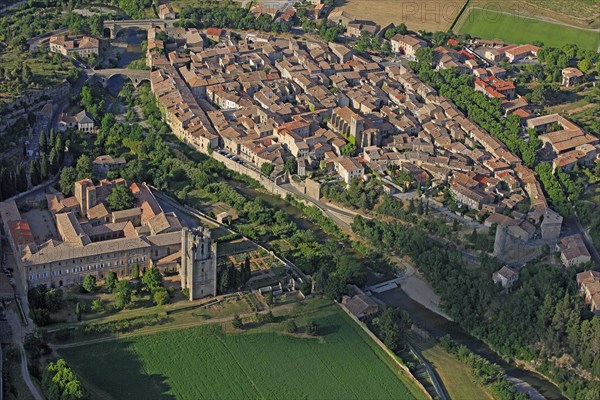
93, 69, 151, 89
104, 73, 150, 88
103, 19, 172, 39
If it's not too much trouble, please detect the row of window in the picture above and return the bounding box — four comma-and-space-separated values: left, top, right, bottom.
33, 252, 148, 270
33, 257, 149, 280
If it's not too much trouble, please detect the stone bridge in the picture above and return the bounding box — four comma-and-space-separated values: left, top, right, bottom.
92, 68, 151, 88
103, 19, 177, 39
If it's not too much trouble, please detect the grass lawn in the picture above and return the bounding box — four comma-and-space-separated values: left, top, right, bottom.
419, 342, 493, 400
59, 299, 427, 400
457, 8, 600, 51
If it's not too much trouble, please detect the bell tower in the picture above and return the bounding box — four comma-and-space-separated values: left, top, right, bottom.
180, 227, 217, 300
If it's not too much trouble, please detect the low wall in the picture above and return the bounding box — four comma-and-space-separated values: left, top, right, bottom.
212, 152, 290, 198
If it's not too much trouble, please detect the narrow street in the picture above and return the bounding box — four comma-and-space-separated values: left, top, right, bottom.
3, 251, 44, 400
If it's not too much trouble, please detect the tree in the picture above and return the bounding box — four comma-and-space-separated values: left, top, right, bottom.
241, 256, 251, 285
341, 143, 357, 157
106, 184, 135, 211
266, 289, 274, 305
75, 154, 92, 180
29, 158, 41, 186
577, 59, 591, 74
132, 264, 140, 279
49, 129, 56, 149
306, 320, 319, 336
49, 147, 60, 174
104, 271, 118, 293
39, 131, 47, 154
40, 153, 49, 180
83, 275, 96, 293
22, 64, 33, 85
43, 359, 89, 400
30, 308, 51, 326
45, 288, 63, 312
284, 157, 297, 175
91, 299, 104, 312
114, 280, 132, 309
24, 332, 46, 358
232, 314, 243, 329
16, 163, 27, 192
261, 162, 274, 177
373, 307, 412, 352
142, 265, 163, 291
415, 47, 434, 66
59, 166, 77, 195
152, 287, 169, 306
75, 302, 82, 321
286, 320, 298, 333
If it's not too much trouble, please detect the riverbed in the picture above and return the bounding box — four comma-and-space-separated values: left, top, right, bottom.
375, 287, 565, 400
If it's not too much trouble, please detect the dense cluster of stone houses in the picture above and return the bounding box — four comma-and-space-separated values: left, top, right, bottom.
142, 24, 600, 242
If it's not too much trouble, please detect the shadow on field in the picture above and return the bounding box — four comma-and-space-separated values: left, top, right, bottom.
316, 323, 341, 336
61, 338, 175, 400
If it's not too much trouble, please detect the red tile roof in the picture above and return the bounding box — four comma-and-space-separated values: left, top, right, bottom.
8, 220, 34, 246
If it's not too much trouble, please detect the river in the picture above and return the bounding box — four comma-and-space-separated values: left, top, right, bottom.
105, 28, 145, 97
375, 287, 565, 400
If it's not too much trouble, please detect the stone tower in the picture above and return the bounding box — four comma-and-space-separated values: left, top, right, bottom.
180, 227, 217, 300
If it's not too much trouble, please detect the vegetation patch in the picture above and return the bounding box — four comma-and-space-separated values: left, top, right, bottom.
458, 8, 600, 51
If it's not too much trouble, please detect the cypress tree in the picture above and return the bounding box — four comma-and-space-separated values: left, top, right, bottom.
40, 153, 49, 180
39, 131, 47, 154
49, 128, 56, 149
49, 147, 59, 174
55, 135, 64, 165
16, 163, 27, 192
29, 159, 40, 186
8, 170, 17, 197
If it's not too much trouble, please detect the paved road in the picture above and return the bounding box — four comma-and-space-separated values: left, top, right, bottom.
0, 0, 26, 15
280, 183, 356, 230
18, 337, 43, 400
4, 258, 43, 400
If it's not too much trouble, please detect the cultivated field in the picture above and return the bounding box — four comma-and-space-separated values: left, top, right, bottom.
59, 300, 427, 400
521, 0, 600, 28
333, 0, 466, 32
457, 8, 600, 51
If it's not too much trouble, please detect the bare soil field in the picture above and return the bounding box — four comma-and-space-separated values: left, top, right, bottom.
333, 1, 599, 32
333, 0, 466, 32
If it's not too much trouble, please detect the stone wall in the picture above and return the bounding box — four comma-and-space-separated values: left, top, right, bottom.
305, 178, 322, 200
337, 302, 432, 399
212, 152, 291, 198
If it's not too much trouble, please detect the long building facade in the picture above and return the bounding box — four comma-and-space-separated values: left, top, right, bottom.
0, 181, 215, 290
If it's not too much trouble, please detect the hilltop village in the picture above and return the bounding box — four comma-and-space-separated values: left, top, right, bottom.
1, 2, 600, 400
145, 22, 597, 258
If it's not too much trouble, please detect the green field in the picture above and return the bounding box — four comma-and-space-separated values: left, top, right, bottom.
458, 8, 600, 51
59, 301, 426, 400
